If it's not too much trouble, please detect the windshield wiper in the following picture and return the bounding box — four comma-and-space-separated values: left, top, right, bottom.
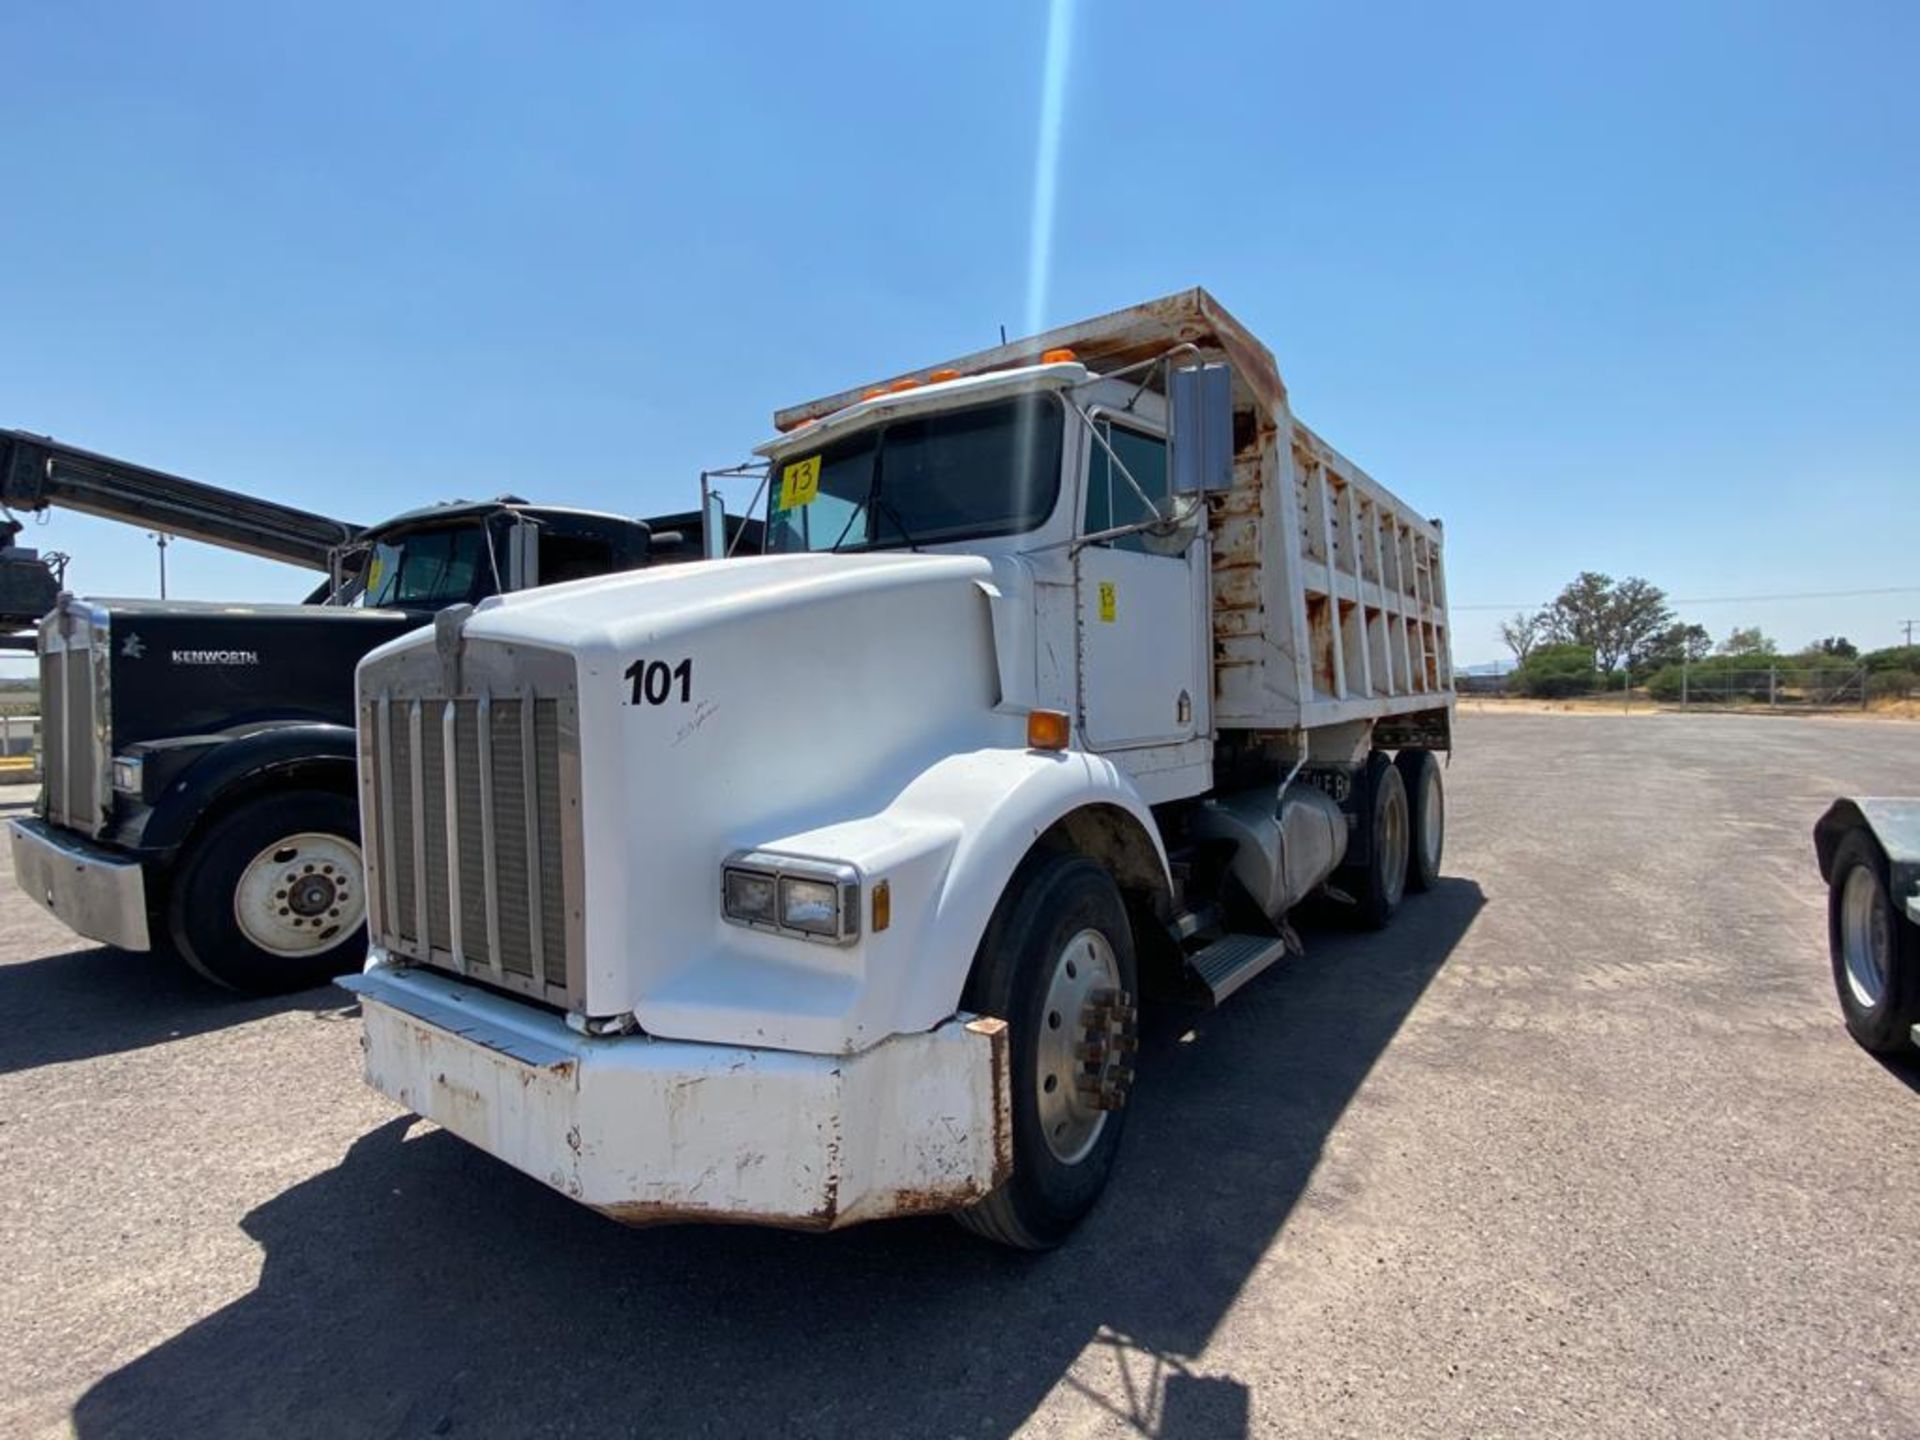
874, 494, 923, 552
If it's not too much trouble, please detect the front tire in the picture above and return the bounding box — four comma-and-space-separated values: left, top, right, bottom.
956, 852, 1139, 1250
1828, 830, 1920, 1055
169, 789, 367, 996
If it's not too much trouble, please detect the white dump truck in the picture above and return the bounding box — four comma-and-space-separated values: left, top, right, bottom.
339, 289, 1455, 1248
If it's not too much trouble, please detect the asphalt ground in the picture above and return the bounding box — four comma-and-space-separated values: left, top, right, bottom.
2, 712, 1917, 1439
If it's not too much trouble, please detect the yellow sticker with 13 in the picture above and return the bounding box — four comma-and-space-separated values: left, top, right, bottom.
780, 455, 821, 509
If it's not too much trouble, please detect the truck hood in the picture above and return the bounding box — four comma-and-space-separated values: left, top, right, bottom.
73, 596, 421, 623
444, 550, 997, 657
70, 597, 418, 747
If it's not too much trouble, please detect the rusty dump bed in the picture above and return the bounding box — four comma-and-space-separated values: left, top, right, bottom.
777, 288, 1453, 736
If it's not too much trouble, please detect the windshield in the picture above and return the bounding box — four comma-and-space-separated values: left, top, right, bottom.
362, 525, 490, 608
764, 395, 1062, 553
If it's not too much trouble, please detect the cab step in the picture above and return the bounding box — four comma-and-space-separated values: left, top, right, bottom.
1185, 931, 1294, 1007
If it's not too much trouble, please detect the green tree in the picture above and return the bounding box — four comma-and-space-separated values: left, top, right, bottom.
1639, 621, 1712, 671
1718, 626, 1776, 657
1514, 642, 1600, 698
1498, 610, 1549, 666
1543, 572, 1674, 673
1807, 636, 1858, 659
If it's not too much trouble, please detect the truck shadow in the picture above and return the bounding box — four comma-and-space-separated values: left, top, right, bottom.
71, 878, 1483, 1440
0, 944, 351, 1076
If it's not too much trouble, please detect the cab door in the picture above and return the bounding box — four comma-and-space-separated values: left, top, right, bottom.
1074, 416, 1204, 750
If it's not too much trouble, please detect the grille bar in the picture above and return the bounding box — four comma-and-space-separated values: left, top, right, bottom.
408, 700, 428, 952
376, 695, 399, 938
520, 690, 544, 984
441, 698, 463, 971
477, 694, 502, 974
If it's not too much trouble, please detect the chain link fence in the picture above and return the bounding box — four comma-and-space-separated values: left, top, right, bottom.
1465, 664, 1889, 711
1648, 664, 1868, 711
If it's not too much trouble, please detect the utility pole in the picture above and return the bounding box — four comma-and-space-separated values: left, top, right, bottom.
148, 531, 170, 599
1903, 619, 1916, 648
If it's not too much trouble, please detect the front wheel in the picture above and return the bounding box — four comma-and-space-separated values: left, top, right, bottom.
169, 789, 368, 996
1828, 830, 1920, 1055
956, 852, 1139, 1250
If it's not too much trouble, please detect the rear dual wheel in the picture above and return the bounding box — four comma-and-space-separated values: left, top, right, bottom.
1397, 748, 1444, 893
1346, 749, 1444, 929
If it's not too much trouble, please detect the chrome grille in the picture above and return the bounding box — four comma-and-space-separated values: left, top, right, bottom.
360, 643, 583, 1009
38, 602, 110, 837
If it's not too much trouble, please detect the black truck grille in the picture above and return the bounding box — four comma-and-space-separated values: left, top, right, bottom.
360, 648, 583, 1009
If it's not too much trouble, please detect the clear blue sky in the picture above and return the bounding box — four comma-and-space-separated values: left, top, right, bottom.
3, 1, 1915, 672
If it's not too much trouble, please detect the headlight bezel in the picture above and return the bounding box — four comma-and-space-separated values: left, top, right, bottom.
721, 850, 861, 946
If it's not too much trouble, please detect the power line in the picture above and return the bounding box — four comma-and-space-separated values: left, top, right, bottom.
1454, 585, 1920, 613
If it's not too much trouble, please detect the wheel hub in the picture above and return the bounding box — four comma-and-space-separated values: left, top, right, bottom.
233, 832, 364, 958
287, 872, 338, 917
1035, 928, 1137, 1165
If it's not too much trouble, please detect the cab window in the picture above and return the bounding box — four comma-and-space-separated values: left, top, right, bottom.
1083, 421, 1167, 553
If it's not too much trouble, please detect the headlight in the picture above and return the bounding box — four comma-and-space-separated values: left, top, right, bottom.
722, 851, 860, 945
779, 877, 841, 936
722, 868, 777, 926
111, 755, 144, 796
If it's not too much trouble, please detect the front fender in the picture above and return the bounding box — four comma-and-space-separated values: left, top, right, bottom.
1816, 798, 1920, 920
137, 723, 360, 856
756, 747, 1171, 1047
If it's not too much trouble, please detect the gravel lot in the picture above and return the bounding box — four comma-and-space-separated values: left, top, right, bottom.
3, 712, 1918, 1439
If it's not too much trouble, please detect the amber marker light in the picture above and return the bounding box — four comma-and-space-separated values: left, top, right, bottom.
871, 879, 891, 933
928, 368, 962, 382
1026, 709, 1071, 751
886, 377, 922, 393
1040, 347, 1077, 363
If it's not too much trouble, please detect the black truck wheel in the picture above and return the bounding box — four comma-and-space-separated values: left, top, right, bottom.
1395, 748, 1444, 893
169, 789, 367, 996
1828, 829, 1920, 1055
956, 852, 1139, 1250
1349, 752, 1410, 930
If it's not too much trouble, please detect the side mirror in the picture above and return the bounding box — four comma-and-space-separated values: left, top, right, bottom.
1169, 362, 1234, 496
506, 518, 540, 591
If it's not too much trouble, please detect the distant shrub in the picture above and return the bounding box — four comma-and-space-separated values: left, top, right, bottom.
1864, 646, 1920, 675
1515, 643, 1600, 698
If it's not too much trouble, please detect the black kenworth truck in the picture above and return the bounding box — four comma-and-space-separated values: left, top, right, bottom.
9, 497, 747, 994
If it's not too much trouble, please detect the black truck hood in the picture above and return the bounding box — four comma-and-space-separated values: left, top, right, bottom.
76, 597, 427, 746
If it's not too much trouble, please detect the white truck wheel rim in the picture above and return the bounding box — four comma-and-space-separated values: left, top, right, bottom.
1382, 786, 1409, 904
234, 832, 365, 958
1036, 927, 1120, 1166
1421, 769, 1444, 869
1841, 864, 1891, 1010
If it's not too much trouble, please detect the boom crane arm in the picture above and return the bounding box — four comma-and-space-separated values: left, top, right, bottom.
1, 428, 362, 571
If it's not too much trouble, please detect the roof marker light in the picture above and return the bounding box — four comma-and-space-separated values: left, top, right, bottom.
928, 368, 962, 382
1041, 347, 1077, 364
887, 377, 922, 393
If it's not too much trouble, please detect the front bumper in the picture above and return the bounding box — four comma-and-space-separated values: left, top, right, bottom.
7, 817, 151, 951
339, 957, 1012, 1230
